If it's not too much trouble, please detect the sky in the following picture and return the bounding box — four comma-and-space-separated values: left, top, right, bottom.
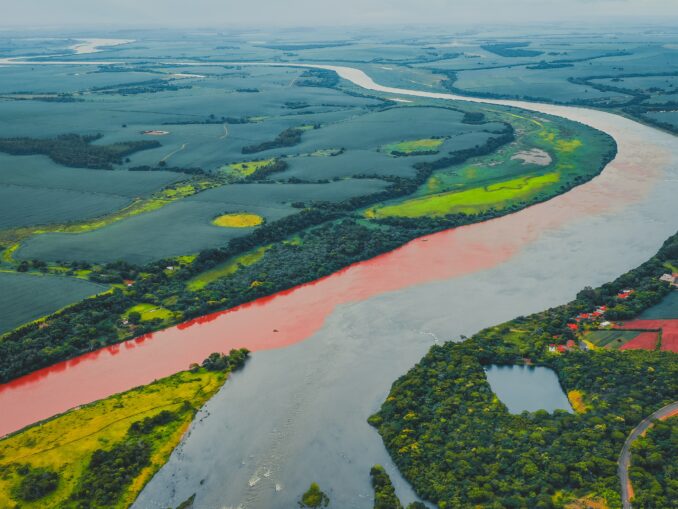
2, 0, 678, 28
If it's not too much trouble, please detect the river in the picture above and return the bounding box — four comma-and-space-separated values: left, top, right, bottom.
0, 55, 676, 508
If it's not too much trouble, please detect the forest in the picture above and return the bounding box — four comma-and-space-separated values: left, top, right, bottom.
628, 417, 677, 508
0, 134, 159, 170
369, 233, 678, 508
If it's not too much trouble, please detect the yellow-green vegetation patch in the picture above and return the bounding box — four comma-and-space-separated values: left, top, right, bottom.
174, 254, 196, 265
221, 158, 275, 178
212, 212, 264, 228
381, 138, 445, 156
567, 390, 592, 414
187, 245, 271, 291
123, 303, 174, 322
1, 243, 20, 263
366, 172, 560, 218
0, 369, 225, 509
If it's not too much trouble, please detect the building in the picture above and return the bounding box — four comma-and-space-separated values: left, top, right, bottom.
659, 273, 677, 286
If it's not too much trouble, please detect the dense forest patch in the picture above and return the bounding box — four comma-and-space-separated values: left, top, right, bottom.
370, 233, 678, 508
0, 134, 159, 170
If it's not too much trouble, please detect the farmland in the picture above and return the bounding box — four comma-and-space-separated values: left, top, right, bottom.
0, 51, 621, 384
0, 272, 106, 334
212, 212, 264, 228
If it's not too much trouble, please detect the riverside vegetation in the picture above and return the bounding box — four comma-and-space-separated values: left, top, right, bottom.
369, 233, 678, 508
0, 103, 616, 383
0, 349, 249, 509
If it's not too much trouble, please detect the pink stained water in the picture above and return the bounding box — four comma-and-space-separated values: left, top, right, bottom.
0, 128, 667, 438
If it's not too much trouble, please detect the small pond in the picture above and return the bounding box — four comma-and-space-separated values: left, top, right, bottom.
484, 364, 573, 414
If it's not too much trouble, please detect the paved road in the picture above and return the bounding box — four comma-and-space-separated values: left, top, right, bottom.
618, 401, 678, 509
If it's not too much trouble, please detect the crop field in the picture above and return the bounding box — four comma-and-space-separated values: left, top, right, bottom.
644, 111, 678, 131
583, 330, 652, 350
0, 184, 130, 230
15, 179, 387, 263
0, 154, 182, 230
0, 368, 225, 509
0, 272, 106, 334
616, 319, 678, 353
639, 291, 678, 319
212, 212, 264, 228
380, 137, 445, 155
364, 111, 613, 219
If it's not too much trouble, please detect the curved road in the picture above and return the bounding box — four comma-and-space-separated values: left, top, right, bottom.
619, 401, 678, 509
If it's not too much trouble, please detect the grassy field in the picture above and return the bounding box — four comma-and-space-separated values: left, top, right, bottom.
364, 112, 613, 219
123, 303, 175, 323
187, 245, 271, 291
212, 212, 264, 228
0, 272, 107, 334
367, 172, 560, 218
220, 158, 275, 178
0, 368, 226, 509
380, 137, 445, 155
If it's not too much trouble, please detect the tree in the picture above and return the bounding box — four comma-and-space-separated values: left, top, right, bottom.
299, 482, 329, 508
16, 467, 59, 501
127, 311, 142, 324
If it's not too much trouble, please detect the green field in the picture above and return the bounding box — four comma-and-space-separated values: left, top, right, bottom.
0, 368, 226, 509
15, 179, 387, 264
381, 137, 445, 156
367, 172, 560, 218
212, 212, 265, 228
0, 272, 107, 334
123, 303, 175, 323
365, 112, 613, 219
187, 245, 271, 291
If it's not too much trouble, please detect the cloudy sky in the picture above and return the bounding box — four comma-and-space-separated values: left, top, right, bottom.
3, 0, 678, 27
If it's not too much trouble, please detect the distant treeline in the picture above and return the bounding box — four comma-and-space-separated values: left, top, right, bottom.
129, 165, 206, 175
0, 134, 160, 170
242, 126, 310, 154
296, 68, 340, 88
481, 42, 543, 58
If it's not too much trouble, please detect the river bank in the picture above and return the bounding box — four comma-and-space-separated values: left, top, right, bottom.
0, 57, 676, 507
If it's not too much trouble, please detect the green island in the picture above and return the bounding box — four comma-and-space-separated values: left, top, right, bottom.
0, 349, 249, 509
368, 233, 678, 508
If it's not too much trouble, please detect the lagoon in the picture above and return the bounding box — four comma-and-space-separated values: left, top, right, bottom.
484, 365, 573, 414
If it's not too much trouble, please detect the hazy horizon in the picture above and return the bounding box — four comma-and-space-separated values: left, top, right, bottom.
3, 0, 678, 29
